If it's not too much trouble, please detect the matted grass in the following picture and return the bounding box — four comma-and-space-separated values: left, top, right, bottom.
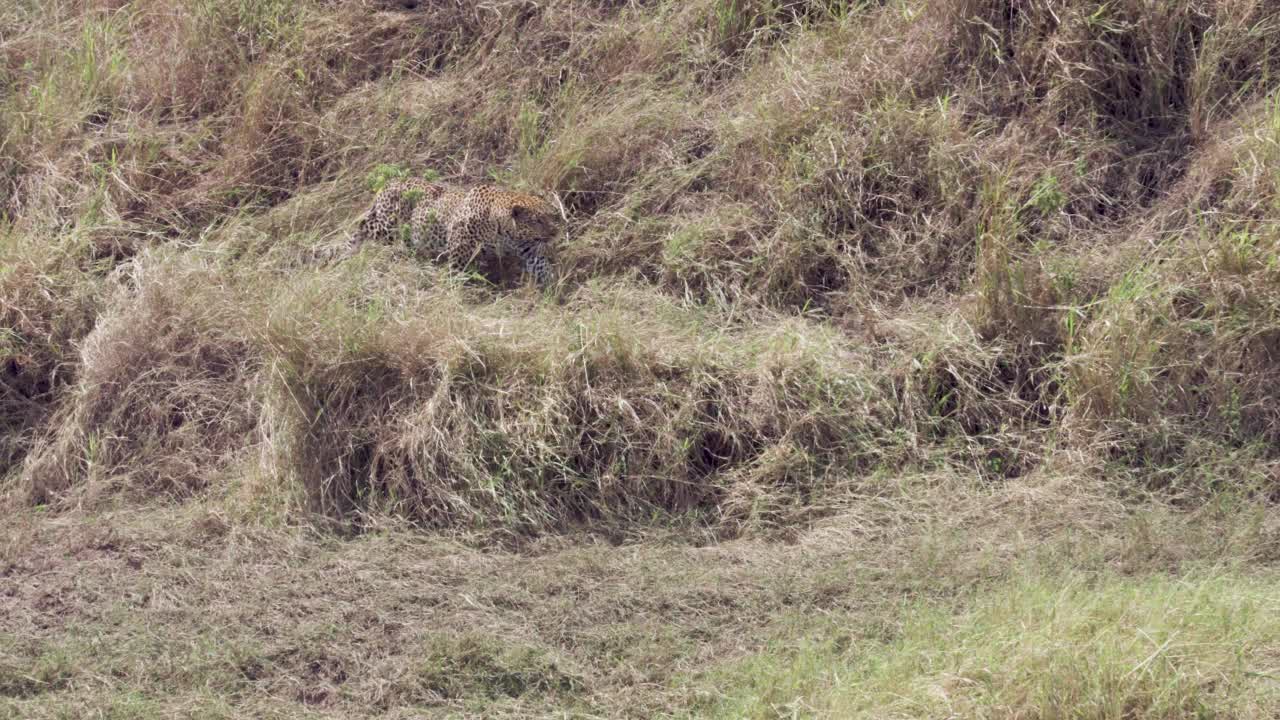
3, 477, 1276, 719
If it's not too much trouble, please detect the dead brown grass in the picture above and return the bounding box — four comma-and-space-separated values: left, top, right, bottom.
257, 270, 902, 534
17, 251, 258, 505
0, 235, 100, 481
5, 463, 1273, 718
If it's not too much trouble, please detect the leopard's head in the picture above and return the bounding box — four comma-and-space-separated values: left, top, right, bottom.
505, 195, 563, 247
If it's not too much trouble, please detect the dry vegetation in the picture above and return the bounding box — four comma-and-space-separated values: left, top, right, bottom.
4, 0, 1280, 717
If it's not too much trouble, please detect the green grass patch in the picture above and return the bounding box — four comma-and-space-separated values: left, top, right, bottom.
697, 570, 1280, 719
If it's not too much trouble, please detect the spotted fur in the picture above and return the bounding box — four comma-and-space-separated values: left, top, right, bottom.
350, 178, 561, 287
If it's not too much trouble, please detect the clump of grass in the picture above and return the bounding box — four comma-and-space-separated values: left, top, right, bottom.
513, 84, 706, 217
700, 570, 1280, 719
259, 266, 901, 533
395, 634, 579, 704
18, 250, 259, 505
938, 0, 1280, 162
0, 234, 101, 482
907, 331, 1060, 480
0, 640, 75, 700
1064, 100, 1280, 478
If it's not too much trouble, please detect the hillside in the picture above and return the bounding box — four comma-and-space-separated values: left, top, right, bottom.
3, 1, 1280, 717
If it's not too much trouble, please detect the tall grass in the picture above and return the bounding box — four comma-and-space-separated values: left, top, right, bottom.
2, 0, 1280, 528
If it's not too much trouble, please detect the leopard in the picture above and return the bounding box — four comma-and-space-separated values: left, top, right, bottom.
349, 177, 562, 288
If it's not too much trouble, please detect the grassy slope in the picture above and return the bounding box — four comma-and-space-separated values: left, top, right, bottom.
3, 0, 1280, 717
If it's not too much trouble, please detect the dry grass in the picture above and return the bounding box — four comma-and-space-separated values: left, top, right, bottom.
0, 233, 100, 481
4, 0, 1280, 714
3, 469, 1275, 718
257, 266, 905, 534
16, 250, 258, 506
0, 0, 1278, 528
